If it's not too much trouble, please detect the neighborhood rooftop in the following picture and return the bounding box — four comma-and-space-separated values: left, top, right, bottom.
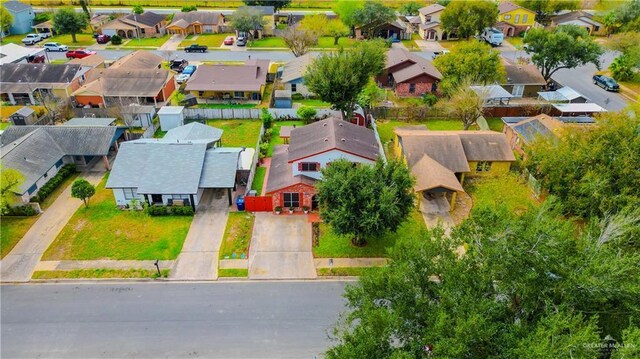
184, 59, 270, 92
0, 63, 82, 92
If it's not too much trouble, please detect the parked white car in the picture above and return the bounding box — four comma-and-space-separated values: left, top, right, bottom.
39, 31, 52, 39
21, 33, 42, 45
176, 73, 191, 84
42, 42, 68, 52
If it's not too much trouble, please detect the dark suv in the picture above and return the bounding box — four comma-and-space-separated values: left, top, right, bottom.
170, 59, 189, 72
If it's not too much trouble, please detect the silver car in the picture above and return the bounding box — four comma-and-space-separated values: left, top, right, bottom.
43, 42, 68, 52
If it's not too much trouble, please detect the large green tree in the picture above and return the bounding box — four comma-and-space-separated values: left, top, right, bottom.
516, 0, 579, 24
607, 32, 640, 81
441, 0, 498, 39
1, 167, 24, 214
433, 40, 506, 94
242, 0, 291, 12
305, 40, 386, 119
316, 158, 414, 246
300, 14, 349, 46
52, 7, 88, 43
612, 0, 640, 32
353, 1, 396, 38
524, 25, 603, 81
230, 6, 267, 40
333, 0, 364, 34
398, 1, 422, 16
525, 110, 640, 219
0, 6, 14, 35
327, 204, 640, 358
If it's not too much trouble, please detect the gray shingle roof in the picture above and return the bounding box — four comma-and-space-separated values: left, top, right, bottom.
287, 118, 379, 162
168, 11, 222, 27
0, 63, 82, 92
63, 118, 116, 127
3, 1, 31, 13
199, 148, 241, 188
280, 53, 316, 83
163, 122, 223, 144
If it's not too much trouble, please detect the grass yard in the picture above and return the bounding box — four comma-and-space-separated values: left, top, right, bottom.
486, 117, 504, 132
32, 269, 170, 279
314, 37, 356, 48
0, 34, 26, 45
38, 172, 79, 209
47, 33, 95, 47
198, 103, 256, 109
179, 33, 228, 48
376, 118, 465, 144
258, 83, 274, 108
206, 119, 262, 148
267, 120, 304, 156
218, 268, 249, 277
317, 267, 376, 276
153, 128, 167, 138
251, 166, 267, 193
466, 172, 539, 214
249, 37, 286, 48
506, 37, 524, 50
122, 35, 169, 48
313, 210, 427, 258
42, 176, 192, 260
219, 212, 255, 259
1, 216, 39, 259
293, 98, 332, 108
401, 34, 421, 50
0, 122, 11, 130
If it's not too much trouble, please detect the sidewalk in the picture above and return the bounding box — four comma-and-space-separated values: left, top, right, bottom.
0, 166, 106, 282
314, 258, 387, 268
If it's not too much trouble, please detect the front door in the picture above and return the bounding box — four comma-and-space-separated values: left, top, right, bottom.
151, 194, 163, 204
311, 195, 318, 210
512, 85, 525, 98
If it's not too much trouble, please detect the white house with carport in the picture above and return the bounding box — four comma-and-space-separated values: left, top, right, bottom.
106, 122, 247, 210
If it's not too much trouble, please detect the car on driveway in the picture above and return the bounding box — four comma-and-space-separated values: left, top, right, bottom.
223, 36, 234, 45
236, 36, 247, 47
593, 74, 620, 92
65, 49, 97, 59
184, 44, 208, 53
176, 65, 198, 83
170, 59, 189, 72
42, 42, 68, 52
96, 34, 111, 44
21, 34, 42, 45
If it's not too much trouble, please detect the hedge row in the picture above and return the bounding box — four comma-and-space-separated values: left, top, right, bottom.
4, 205, 38, 217
32, 164, 77, 203
146, 205, 194, 216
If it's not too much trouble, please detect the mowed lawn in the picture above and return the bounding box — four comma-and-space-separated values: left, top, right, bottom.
251, 166, 267, 193
314, 36, 356, 48
179, 33, 228, 48
466, 172, 540, 214
48, 33, 96, 47
249, 37, 286, 48
293, 98, 332, 108
42, 176, 192, 260
219, 212, 255, 259
206, 119, 262, 148
314, 210, 427, 258
376, 119, 465, 144
267, 120, 304, 156
122, 35, 169, 48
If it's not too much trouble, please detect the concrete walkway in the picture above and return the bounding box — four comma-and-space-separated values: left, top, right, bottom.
169, 189, 229, 280
0, 167, 106, 283
420, 194, 454, 236
35, 260, 174, 271
248, 213, 316, 280
158, 34, 184, 51
314, 258, 387, 268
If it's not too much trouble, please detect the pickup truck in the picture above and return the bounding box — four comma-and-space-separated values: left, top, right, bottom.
21, 34, 42, 45
184, 44, 208, 53
592, 75, 619, 92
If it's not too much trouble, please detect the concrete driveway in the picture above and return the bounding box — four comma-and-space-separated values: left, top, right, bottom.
248, 213, 316, 280
169, 189, 229, 280
420, 193, 454, 236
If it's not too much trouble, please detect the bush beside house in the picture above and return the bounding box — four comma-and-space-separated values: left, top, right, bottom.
31, 164, 76, 203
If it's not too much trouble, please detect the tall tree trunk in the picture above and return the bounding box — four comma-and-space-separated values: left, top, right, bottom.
71, 33, 78, 43
83, 198, 88, 208
334, 35, 339, 45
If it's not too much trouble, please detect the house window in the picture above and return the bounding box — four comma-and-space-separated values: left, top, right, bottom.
594, 25, 600, 31
409, 83, 416, 93
523, 14, 528, 23
291, 83, 297, 92
515, 15, 520, 24
504, 14, 511, 20
171, 194, 189, 200
123, 188, 138, 200
283, 192, 300, 208
55, 159, 64, 168
299, 162, 320, 172
476, 161, 492, 172
234, 91, 244, 98
27, 184, 38, 195
198, 91, 204, 97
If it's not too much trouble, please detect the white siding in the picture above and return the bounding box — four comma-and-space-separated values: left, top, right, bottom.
159, 112, 184, 131
291, 149, 376, 180
284, 83, 313, 97
113, 188, 128, 206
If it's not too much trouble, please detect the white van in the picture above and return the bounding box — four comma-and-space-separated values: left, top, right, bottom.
43, 42, 68, 52
481, 28, 504, 47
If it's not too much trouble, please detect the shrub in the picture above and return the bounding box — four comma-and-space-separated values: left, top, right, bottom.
291, 93, 304, 100
110, 35, 122, 45
146, 204, 194, 216
146, 205, 168, 216
261, 108, 273, 129
181, 5, 197, 12
171, 206, 194, 216
5, 205, 38, 216
297, 106, 317, 124
422, 93, 439, 107
32, 164, 77, 203
259, 142, 269, 157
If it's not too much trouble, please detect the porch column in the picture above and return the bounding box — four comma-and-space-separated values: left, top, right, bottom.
28, 92, 36, 105
113, 140, 119, 152
102, 155, 110, 170
227, 188, 232, 206
7, 93, 16, 105
189, 194, 196, 212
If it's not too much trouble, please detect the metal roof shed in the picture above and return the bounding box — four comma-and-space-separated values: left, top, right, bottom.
470, 85, 513, 105
158, 106, 185, 131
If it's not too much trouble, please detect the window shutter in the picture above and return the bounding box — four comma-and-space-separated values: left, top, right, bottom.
298, 162, 302, 171
316, 162, 321, 171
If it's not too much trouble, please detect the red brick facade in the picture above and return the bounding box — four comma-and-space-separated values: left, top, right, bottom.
396, 81, 434, 97
269, 183, 316, 210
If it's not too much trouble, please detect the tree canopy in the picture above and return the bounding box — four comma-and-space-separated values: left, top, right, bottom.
52, 8, 88, 43
353, 1, 396, 38
242, 0, 291, 12
524, 25, 603, 81
607, 32, 640, 81
282, 26, 316, 57
305, 40, 386, 119
433, 40, 506, 94
132, 4, 144, 15
1, 167, 24, 214
398, 1, 422, 16
300, 14, 349, 45
442, 84, 485, 130
332, 0, 364, 31
516, 0, 579, 24
230, 7, 268, 39
525, 110, 640, 219
441, 0, 498, 39
316, 158, 414, 246
327, 203, 640, 358
0, 7, 13, 35
609, 0, 640, 33
71, 179, 96, 208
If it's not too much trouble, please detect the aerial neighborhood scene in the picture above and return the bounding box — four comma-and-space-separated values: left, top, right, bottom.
1, 0, 639, 357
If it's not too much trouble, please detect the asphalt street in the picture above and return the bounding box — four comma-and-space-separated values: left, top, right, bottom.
1, 281, 349, 359
47, 49, 297, 62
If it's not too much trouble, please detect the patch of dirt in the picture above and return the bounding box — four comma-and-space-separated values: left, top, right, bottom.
74, 219, 87, 231
451, 192, 473, 225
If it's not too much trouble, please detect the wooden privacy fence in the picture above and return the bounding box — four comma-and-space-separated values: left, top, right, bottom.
370, 104, 551, 120
183, 108, 341, 120
244, 196, 273, 212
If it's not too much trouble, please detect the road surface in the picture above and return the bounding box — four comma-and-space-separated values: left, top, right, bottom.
1, 281, 349, 358
47, 48, 297, 62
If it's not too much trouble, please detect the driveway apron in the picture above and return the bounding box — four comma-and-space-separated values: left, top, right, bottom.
420, 194, 454, 236
169, 189, 229, 280
248, 213, 316, 280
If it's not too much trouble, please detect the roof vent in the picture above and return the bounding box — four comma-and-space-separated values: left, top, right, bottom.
323, 137, 329, 142
341, 138, 346, 142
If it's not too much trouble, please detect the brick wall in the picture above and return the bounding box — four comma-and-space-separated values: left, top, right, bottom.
271, 183, 316, 209
396, 82, 433, 97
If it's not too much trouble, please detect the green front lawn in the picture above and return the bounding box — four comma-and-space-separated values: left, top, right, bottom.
314, 36, 356, 48
466, 172, 540, 214
47, 33, 95, 47
486, 117, 504, 132
313, 210, 427, 258
179, 33, 228, 48
42, 176, 192, 260
218, 268, 249, 277
0, 122, 12, 129
248, 37, 286, 48
206, 119, 262, 148
1, 216, 39, 259
251, 166, 267, 193
32, 269, 170, 279
268, 120, 304, 156
293, 98, 332, 108
317, 267, 376, 276
122, 35, 169, 48
198, 103, 256, 109
219, 212, 255, 259
0, 34, 26, 45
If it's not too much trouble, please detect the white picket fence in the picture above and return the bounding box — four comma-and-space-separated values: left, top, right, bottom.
183, 108, 341, 120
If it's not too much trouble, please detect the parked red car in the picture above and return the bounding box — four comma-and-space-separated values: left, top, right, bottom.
96, 34, 111, 44
66, 49, 97, 59
223, 36, 234, 45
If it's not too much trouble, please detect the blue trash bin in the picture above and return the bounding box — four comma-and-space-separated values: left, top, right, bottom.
236, 195, 245, 211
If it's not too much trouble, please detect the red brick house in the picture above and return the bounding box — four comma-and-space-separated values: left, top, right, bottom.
377, 48, 442, 97
265, 118, 380, 211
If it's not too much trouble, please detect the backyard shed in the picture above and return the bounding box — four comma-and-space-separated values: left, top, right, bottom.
158, 106, 185, 131
9, 107, 37, 125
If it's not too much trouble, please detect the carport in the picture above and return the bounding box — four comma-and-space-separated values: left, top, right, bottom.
199, 147, 244, 206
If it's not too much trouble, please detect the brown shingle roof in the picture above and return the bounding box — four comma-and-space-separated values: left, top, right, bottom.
265, 145, 316, 194
167, 11, 222, 27
385, 48, 442, 82
412, 154, 465, 192
419, 4, 445, 16
498, 1, 522, 14
109, 50, 163, 70
67, 54, 106, 67
73, 68, 172, 97
184, 59, 269, 92
124, 11, 166, 27
502, 59, 546, 85
287, 118, 380, 162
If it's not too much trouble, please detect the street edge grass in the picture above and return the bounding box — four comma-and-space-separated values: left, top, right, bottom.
32, 268, 170, 279
317, 267, 377, 277
219, 212, 255, 260
218, 268, 249, 277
